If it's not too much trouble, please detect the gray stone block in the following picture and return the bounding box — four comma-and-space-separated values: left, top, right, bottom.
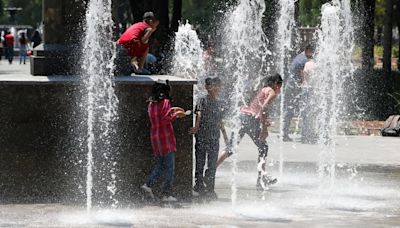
0, 76, 195, 205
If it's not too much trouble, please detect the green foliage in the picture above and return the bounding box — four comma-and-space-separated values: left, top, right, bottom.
182, 0, 225, 35
374, 45, 399, 58
393, 47, 399, 58
299, 0, 329, 27
375, 0, 385, 27
0, 0, 42, 27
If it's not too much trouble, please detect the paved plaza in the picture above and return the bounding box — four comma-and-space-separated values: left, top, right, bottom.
1, 61, 400, 227
0, 132, 399, 227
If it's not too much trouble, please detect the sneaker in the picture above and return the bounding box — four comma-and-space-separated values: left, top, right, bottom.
193, 182, 206, 197
262, 176, 278, 185
256, 181, 264, 191
282, 136, 293, 142
162, 195, 178, 202
134, 68, 151, 75
141, 184, 154, 199
206, 191, 218, 200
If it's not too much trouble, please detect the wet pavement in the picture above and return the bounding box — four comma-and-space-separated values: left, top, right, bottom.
1, 61, 399, 227
0, 131, 399, 227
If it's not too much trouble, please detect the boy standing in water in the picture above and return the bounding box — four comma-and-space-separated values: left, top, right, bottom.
217, 74, 283, 191
141, 80, 186, 202
190, 77, 228, 199
118, 12, 159, 75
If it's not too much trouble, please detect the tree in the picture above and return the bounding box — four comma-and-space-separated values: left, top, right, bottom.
382, 0, 394, 76
298, 0, 329, 27
397, 1, 400, 71
1, 0, 42, 27
0, 0, 4, 21
128, 0, 182, 47
171, 0, 182, 32
360, 0, 375, 70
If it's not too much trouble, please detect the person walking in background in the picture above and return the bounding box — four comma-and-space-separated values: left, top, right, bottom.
0, 32, 4, 61
118, 12, 159, 75
5, 31, 14, 64
281, 44, 314, 141
141, 80, 187, 202
30, 30, 42, 49
190, 77, 228, 199
19, 32, 28, 64
300, 58, 318, 144
217, 74, 283, 191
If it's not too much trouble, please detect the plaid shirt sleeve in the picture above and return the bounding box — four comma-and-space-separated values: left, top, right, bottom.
161, 99, 177, 124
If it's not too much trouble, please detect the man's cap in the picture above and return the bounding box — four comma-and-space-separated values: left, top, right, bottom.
143, 11, 157, 20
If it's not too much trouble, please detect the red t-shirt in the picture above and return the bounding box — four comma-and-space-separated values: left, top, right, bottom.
5, 34, 14, 46
118, 22, 150, 57
118, 22, 149, 45
148, 99, 177, 156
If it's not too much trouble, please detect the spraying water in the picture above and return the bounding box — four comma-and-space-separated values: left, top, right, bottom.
221, 0, 271, 206
311, 0, 354, 191
171, 21, 205, 98
81, 0, 119, 211
275, 0, 297, 180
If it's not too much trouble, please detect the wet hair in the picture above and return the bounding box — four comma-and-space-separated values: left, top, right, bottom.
205, 77, 212, 86
211, 77, 221, 86
261, 73, 283, 87
205, 77, 221, 86
205, 77, 221, 91
148, 80, 171, 102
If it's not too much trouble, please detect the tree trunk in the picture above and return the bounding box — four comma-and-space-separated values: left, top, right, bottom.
152, 0, 170, 45
382, 0, 393, 76
171, 0, 182, 32
376, 26, 383, 45
397, 1, 400, 71
129, 0, 145, 22
361, 0, 375, 70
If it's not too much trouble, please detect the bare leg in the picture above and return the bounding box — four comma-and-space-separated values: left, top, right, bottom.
216, 149, 230, 168
138, 47, 149, 70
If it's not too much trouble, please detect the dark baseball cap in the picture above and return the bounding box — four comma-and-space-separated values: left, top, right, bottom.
143, 11, 157, 20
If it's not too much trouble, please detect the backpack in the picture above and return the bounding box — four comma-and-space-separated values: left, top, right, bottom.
381, 115, 400, 136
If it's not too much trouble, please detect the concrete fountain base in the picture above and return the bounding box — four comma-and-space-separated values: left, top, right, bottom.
0, 61, 196, 204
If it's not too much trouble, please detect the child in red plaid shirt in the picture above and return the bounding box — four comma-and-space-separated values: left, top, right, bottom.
141, 80, 186, 202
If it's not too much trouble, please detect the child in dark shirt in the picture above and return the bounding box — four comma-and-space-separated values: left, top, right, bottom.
189, 77, 228, 199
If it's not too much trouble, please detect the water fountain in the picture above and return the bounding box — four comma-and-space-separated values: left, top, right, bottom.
80, 0, 119, 210
220, 0, 271, 205
311, 0, 355, 190
171, 21, 205, 98
274, 0, 297, 180
0, 0, 400, 227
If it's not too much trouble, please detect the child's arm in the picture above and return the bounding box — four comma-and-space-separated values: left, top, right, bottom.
141, 26, 157, 44
189, 98, 204, 134
258, 89, 276, 123
161, 100, 178, 123
189, 111, 201, 134
220, 123, 229, 145
141, 28, 154, 44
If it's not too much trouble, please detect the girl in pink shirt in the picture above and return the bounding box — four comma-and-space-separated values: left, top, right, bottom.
217, 73, 283, 190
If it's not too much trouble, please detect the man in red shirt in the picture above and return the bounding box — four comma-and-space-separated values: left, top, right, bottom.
5, 31, 14, 64
118, 12, 159, 75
